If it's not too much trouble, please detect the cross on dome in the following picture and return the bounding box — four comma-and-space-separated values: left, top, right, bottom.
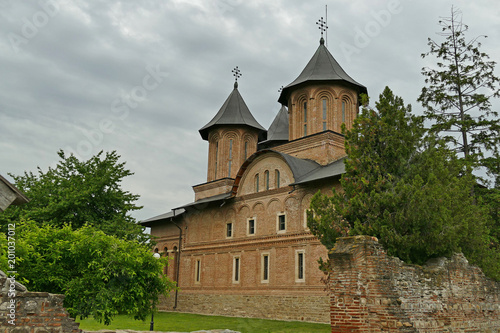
316, 16, 328, 39
232, 66, 241, 88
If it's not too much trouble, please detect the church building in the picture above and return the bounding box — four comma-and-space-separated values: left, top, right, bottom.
142, 22, 367, 323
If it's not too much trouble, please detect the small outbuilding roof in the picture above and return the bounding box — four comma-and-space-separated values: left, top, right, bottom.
278, 38, 367, 105
199, 82, 266, 140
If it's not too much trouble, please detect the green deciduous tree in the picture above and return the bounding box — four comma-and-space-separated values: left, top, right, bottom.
418, 7, 500, 179
308, 87, 499, 280
0, 150, 146, 242
11, 220, 174, 325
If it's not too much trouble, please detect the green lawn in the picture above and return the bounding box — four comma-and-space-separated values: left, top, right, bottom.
78, 312, 331, 333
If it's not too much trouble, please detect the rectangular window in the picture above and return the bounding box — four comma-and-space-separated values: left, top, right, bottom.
244, 141, 248, 160
233, 256, 240, 283
262, 254, 269, 282
255, 174, 259, 192
195, 259, 201, 284
275, 170, 280, 189
277, 214, 286, 232
248, 219, 255, 235
296, 250, 305, 282
304, 124, 307, 136
226, 223, 233, 238
303, 102, 307, 122
265, 171, 269, 190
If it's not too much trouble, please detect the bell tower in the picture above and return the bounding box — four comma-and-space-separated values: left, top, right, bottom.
195, 68, 266, 200
275, 17, 368, 164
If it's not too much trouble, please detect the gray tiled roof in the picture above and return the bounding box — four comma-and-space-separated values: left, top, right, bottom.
265, 105, 289, 142
291, 157, 345, 185
199, 83, 266, 140
278, 38, 367, 105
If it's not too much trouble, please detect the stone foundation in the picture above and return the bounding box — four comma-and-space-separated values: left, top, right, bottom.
159, 292, 330, 323
328, 236, 500, 332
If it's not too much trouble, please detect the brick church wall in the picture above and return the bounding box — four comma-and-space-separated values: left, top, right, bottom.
159, 292, 330, 323
328, 236, 500, 332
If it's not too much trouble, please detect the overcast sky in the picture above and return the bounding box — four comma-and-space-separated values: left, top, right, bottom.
1, 0, 499, 221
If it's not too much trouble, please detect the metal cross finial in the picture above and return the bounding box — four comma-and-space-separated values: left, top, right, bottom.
316, 16, 328, 38
232, 66, 241, 82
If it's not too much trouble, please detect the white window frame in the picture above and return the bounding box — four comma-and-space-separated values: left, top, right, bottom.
194, 258, 201, 284
304, 209, 310, 231
295, 249, 306, 283
226, 222, 233, 239
247, 217, 256, 236
232, 255, 241, 284
276, 212, 286, 233
261, 252, 270, 283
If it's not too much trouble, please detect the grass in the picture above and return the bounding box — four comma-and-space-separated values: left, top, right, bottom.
77, 311, 331, 333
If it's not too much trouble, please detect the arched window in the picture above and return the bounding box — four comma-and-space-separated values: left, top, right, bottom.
244, 141, 248, 160
322, 98, 327, 131
255, 174, 260, 192
265, 170, 270, 190
275, 170, 280, 189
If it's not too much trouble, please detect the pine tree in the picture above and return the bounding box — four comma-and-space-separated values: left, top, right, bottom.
418, 7, 500, 181
308, 87, 497, 278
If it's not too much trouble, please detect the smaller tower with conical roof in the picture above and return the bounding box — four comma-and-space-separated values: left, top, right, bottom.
199, 68, 266, 187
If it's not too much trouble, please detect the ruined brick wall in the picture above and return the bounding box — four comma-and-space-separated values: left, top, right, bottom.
328, 236, 500, 332
0, 272, 81, 333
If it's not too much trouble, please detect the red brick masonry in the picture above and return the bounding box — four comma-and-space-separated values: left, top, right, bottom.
328, 236, 500, 333
0, 291, 81, 333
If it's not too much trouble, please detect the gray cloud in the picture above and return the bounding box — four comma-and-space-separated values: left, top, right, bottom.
1, 0, 499, 221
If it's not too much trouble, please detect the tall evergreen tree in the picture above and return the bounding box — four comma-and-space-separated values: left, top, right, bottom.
308, 87, 498, 279
418, 7, 500, 180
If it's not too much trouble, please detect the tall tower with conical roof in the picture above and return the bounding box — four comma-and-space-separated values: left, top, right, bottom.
273, 18, 367, 165
278, 19, 367, 142
196, 68, 266, 200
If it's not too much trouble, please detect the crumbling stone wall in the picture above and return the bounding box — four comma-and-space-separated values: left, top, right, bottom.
0, 270, 81, 333
329, 236, 500, 332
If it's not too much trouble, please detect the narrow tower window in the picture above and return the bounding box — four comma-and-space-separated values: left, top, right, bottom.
244, 141, 248, 160
214, 142, 219, 179
303, 101, 308, 136
322, 98, 327, 131
228, 139, 233, 177
265, 170, 270, 190
275, 170, 280, 189
255, 174, 259, 192
342, 101, 346, 123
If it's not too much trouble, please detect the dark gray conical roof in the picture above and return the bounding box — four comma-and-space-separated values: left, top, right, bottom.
199, 82, 266, 140
266, 105, 289, 142
278, 38, 367, 105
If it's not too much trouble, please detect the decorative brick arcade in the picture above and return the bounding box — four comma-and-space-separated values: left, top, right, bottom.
328, 236, 500, 332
